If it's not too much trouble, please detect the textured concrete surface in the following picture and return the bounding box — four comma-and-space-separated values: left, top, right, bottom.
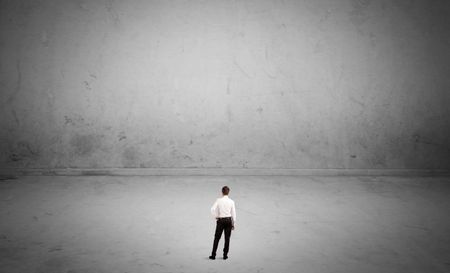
1, 175, 449, 273
1, 0, 450, 169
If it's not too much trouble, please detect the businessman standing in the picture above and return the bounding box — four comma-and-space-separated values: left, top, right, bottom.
209, 186, 236, 260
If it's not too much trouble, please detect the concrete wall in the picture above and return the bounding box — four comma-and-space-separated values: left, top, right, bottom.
1, 0, 449, 169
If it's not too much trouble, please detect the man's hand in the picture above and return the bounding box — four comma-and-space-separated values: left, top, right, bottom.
231, 225, 235, 230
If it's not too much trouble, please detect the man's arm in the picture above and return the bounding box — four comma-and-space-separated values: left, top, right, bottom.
211, 199, 219, 218
231, 201, 236, 228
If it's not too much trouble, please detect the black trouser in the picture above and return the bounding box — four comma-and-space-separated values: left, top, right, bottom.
211, 217, 233, 257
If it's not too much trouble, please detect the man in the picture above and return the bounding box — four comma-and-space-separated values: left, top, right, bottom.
209, 186, 236, 260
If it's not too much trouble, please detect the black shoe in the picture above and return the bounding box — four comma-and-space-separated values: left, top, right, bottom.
209, 255, 215, 260
223, 255, 228, 260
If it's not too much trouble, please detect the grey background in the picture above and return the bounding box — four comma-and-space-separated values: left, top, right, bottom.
1, 0, 450, 169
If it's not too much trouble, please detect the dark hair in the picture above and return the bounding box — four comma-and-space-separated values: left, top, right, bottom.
222, 186, 230, 195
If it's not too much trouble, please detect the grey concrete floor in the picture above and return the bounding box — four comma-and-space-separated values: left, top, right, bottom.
0, 175, 449, 273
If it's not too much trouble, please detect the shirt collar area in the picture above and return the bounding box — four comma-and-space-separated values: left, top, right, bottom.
222, 195, 229, 198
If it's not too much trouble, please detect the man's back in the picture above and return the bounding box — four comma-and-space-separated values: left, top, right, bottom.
211, 195, 236, 222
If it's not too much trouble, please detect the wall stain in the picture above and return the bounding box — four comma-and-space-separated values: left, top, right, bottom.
348, 0, 371, 27
9, 153, 21, 162
38, 256, 73, 273
122, 146, 139, 167
78, 1, 89, 11
0, 175, 18, 181
106, 0, 121, 26
233, 59, 252, 78
82, 73, 98, 92
201, 133, 218, 140
7, 59, 21, 104
348, 95, 365, 108
412, 134, 450, 151
64, 114, 91, 127
40, 30, 49, 48
70, 134, 101, 156
64, 116, 74, 125
118, 131, 127, 141
83, 80, 91, 90
318, 9, 332, 28
16, 59, 21, 97
392, 0, 415, 12
8, 141, 39, 162
265, 68, 278, 79
11, 110, 19, 125
227, 105, 233, 122
240, 160, 249, 168
370, 151, 387, 167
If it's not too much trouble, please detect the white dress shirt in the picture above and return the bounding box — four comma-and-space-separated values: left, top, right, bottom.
211, 195, 236, 224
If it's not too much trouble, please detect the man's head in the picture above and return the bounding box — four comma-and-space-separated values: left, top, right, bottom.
222, 186, 230, 195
